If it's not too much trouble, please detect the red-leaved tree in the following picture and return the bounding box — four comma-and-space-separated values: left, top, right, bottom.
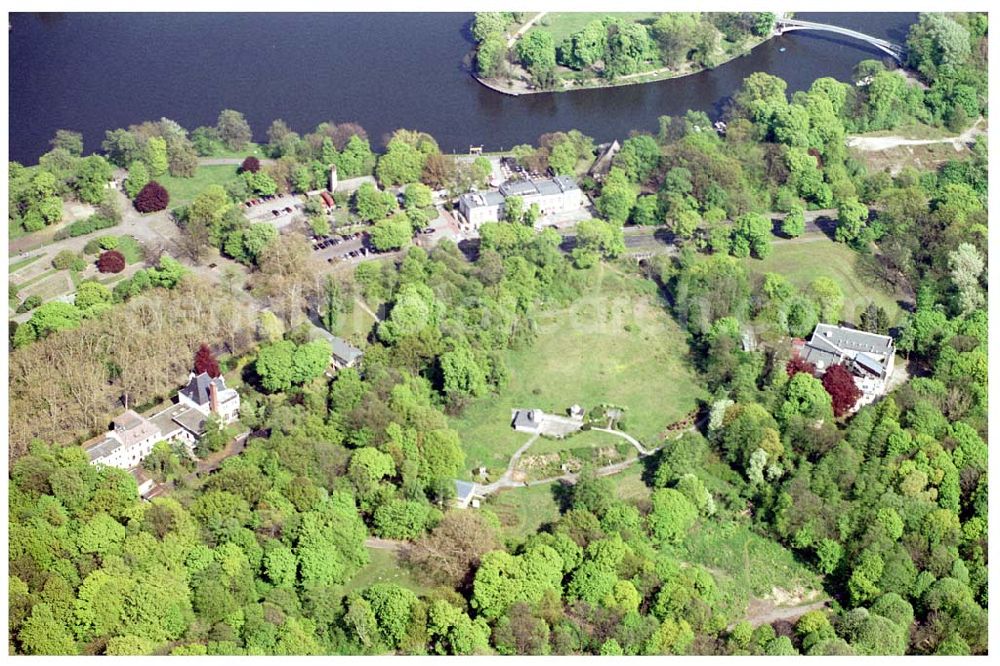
96, 250, 126, 274
241, 156, 261, 173
134, 181, 170, 213
822, 363, 862, 417
786, 356, 818, 378
194, 343, 221, 378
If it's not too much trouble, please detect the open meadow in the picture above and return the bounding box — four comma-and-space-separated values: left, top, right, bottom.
451, 264, 705, 476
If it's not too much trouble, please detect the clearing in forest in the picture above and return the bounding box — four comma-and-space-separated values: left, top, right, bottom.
452, 264, 705, 476
680, 520, 824, 623
746, 236, 907, 327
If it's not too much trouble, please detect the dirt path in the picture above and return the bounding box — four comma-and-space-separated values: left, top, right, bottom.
355, 297, 381, 322
479, 433, 540, 494
507, 12, 547, 47
365, 537, 406, 551
592, 427, 653, 455
742, 600, 829, 628
847, 117, 984, 151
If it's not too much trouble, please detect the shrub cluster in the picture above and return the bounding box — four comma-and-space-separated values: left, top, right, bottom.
96, 249, 126, 273
134, 181, 170, 213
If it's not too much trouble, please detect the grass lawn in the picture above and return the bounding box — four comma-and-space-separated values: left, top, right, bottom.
21, 272, 71, 301
530, 429, 633, 456
451, 263, 705, 477
8, 254, 42, 273
486, 484, 562, 539
160, 165, 242, 209
612, 463, 652, 505
851, 120, 963, 140
205, 143, 266, 160
17, 267, 57, 290
748, 238, 906, 327
115, 235, 144, 264
486, 460, 651, 539
336, 299, 380, 348
531, 12, 660, 44
338, 547, 433, 598
680, 520, 823, 620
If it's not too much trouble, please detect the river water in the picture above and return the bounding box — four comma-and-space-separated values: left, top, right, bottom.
8, 12, 917, 164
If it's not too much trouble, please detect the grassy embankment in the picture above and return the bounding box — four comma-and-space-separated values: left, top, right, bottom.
746, 236, 907, 327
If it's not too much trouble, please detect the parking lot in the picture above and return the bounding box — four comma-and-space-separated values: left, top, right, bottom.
243, 194, 305, 228
500, 156, 546, 181
310, 230, 375, 264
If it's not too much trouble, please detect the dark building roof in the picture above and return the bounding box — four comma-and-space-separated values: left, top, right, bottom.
500, 179, 539, 197
310, 325, 364, 365
180, 372, 227, 407
800, 324, 894, 377
551, 175, 580, 192
454, 480, 479, 503
173, 407, 208, 436
459, 191, 505, 209
512, 408, 542, 430
809, 323, 894, 355
85, 435, 122, 462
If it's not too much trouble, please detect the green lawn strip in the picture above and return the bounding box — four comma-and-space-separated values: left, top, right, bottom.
335, 300, 379, 347
203, 143, 266, 160
853, 120, 966, 140
528, 429, 628, 456
98, 273, 129, 287
159, 165, 242, 209
115, 235, 144, 263
337, 546, 433, 598
612, 463, 651, 504
21, 272, 72, 302
8, 254, 42, 273
16, 267, 58, 290
748, 238, 905, 326
452, 265, 705, 476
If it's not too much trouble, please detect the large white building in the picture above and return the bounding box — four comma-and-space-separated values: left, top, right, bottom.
84, 372, 241, 470
794, 323, 896, 411
457, 175, 584, 228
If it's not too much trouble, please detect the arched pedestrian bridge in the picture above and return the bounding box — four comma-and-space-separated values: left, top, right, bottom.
776, 18, 907, 63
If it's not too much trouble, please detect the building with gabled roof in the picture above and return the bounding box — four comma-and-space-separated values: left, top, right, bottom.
309, 324, 364, 370
453, 480, 484, 509
457, 175, 584, 228
795, 323, 896, 410
83, 367, 241, 472
178, 371, 240, 424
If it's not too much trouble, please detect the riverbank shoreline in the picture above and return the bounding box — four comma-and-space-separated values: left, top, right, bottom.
473, 32, 776, 97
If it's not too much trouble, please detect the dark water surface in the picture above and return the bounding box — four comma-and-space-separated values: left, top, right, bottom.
9, 12, 917, 163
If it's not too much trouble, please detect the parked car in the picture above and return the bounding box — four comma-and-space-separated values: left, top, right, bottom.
423, 227, 434, 234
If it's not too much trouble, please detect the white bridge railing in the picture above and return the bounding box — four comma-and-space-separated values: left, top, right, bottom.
776, 18, 907, 62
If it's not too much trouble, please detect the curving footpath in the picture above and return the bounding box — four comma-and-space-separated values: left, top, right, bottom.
847, 117, 984, 151
478, 433, 540, 494
478, 420, 704, 497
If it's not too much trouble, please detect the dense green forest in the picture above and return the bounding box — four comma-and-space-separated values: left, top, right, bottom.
8, 12, 988, 656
